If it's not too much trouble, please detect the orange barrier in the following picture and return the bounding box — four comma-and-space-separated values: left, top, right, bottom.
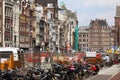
0, 54, 22, 70
1, 61, 9, 70
9, 54, 14, 69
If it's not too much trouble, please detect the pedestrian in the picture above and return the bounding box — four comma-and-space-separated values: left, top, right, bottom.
118, 56, 120, 63
102, 55, 107, 68
92, 64, 97, 75
105, 55, 110, 67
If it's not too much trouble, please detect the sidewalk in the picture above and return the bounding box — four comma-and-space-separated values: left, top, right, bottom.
87, 64, 120, 80
109, 72, 120, 80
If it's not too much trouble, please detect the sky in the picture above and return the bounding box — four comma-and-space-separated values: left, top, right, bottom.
58, 0, 120, 26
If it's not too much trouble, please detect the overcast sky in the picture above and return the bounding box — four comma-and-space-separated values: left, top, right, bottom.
58, 0, 120, 26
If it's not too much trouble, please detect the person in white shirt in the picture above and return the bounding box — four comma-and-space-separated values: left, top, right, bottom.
105, 55, 110, 67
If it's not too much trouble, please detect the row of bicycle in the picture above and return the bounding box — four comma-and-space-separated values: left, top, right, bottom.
0, 61, 105, 80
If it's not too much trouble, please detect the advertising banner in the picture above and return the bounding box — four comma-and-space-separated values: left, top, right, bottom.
86, 52, 96, 57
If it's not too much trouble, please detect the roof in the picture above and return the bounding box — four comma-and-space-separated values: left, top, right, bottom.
90, 19, 108, 26
0, 47, 19, 53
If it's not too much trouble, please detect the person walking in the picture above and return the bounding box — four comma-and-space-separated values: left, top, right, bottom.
105, 55, 110, 67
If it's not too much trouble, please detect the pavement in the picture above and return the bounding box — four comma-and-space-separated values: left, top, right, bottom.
87, 64, 120, 80
109, 72, 120, 80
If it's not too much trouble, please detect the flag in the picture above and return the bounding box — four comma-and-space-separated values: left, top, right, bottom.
74, 24, 79, 50
60, 1, 65, 7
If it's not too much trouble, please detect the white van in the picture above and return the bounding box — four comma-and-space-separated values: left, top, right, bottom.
0, 47, 22, 63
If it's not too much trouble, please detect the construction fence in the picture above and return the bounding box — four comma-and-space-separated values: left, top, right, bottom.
22, 52, 86, 67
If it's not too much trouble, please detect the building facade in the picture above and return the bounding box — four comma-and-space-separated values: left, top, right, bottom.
0, 0, 2, 46
13, 1, 20, 48
0, 0, 78, 53
34, 0, 59, 52
3, 0, 13, 47
78, 27, 89, 52
115, 6, 120, 48
58, 5, 78, 53
19, 1, 30, 51
78, 19, 115, 52
89, 19, 111, 51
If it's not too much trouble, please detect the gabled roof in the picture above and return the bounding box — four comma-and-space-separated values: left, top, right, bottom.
90, 19, 108, 26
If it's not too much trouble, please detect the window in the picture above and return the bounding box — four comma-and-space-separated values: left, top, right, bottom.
83, 39, 86, 42
0, 7, 2, 15
95, 34, 98, 37
87, 35, 88, 37
79, 39, 82, 42
5, 36, 9, 41
87, 39, 88, 42
8, 8, 10, 16
102, 29, 105, 32
0, 51, 13, 59
0, 35, 2, 42
79, 35, 81, 37
26, 36, 29, 42
20, 36, 22, 42
87, 44, 88, 47
5, 7, 7, 16
26, 28, 29, 32
93, 42, 98, 44
83, 44, 86, 47
83, 35, 86, 37
0, 19, 1, 27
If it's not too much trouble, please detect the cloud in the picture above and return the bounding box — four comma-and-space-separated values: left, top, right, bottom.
58, 0, 120, 25
78, 0, 120, 8
77, 9, 116, 26
77, 13, 93, 26
93, 11, 115, 25
59, 0, 120, 9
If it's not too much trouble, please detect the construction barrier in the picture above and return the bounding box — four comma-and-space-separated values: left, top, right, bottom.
0, 54, 22, 70
23, 52, 86, 67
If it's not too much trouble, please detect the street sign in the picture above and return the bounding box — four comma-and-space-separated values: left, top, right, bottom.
86, 52, 96, 57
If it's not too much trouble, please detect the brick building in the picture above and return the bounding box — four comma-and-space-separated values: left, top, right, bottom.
115, 6, 120, 48
89, 19, 112, 51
